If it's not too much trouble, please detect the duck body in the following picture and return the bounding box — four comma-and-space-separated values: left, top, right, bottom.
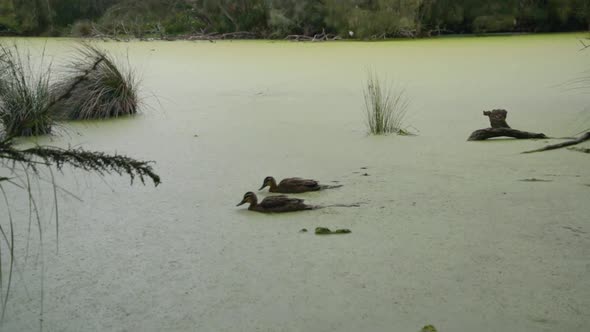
272, 177, 321, 193
237, 192, 314, 213
259, 176, 322, 193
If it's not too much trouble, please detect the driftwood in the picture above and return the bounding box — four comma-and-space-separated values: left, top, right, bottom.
397, 28, 418, 38
285, 29, 341, 42
163, 31, 257, 41
285, 34, 313, 41
87, 23, 259, 42
522, 132, 590, 153
468, 128, 547, 141
484, 109, 510, 128
468, 109, 547, 141
82, 24, 455, 43
568, 147, 590, 154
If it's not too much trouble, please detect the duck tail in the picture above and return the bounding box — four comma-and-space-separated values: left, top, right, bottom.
319, 184, 344, 190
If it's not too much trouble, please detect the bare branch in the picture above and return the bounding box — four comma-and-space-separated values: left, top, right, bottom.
522, 132, 590, 153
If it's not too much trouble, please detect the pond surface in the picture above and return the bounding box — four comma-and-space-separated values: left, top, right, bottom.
2, 34, 590, 331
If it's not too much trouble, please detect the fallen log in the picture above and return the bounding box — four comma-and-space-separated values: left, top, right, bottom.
468, 128, 548, 141
285, 29, 341, 42
468, 109, 547, 140
285, 34, 313, 41
522, 132, 590, 153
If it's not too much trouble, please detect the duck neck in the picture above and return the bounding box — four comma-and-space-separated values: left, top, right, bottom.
269, 179, 278, 191
248, 196, 258, 210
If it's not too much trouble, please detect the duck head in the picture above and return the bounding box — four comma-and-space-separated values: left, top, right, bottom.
237, 191, 258, 207
258, 176, 276, 191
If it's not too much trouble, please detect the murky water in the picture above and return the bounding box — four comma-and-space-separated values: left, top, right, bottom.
1, 34, 589, 331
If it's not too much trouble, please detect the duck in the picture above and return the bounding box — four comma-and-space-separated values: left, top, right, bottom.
258, 176, 341, 194
236, 191, 315, 213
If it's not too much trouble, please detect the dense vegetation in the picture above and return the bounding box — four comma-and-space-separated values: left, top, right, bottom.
0, 42, 140, 137
0, 42, 158, 318
0, 0, 588, 38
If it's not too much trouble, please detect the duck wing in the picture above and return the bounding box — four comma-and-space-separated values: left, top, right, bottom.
280, 178, 319, 188
260, 195, 304, 209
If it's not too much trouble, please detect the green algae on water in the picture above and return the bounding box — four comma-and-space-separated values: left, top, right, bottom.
315, 227, 351, 235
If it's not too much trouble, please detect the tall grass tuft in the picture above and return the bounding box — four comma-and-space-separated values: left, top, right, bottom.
54, 43, 139, 120
363, 70, 410, 135
0, 44, 53, 137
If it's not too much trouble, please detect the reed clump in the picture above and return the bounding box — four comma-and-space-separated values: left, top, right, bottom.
0, 44, 53, 137
53, 43, 139, 120
363, 71, 410, 135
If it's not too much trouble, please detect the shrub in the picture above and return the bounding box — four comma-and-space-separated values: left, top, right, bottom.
268, 9, 295, 37
162, 12, 203, 34
473, 15, 516, 34
71, 20, 93, 37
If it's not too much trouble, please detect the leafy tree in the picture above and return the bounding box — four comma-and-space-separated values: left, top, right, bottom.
267, 0, 326, 36
1, 0, 589, 36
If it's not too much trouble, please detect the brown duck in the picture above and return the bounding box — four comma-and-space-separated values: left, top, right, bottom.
236, 192, 315, 213
258, 176, 342, 194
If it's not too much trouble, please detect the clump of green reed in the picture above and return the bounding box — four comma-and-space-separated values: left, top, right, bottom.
0, 44, 53, 137
53, 43, 139, 120
363, 70, 410, 135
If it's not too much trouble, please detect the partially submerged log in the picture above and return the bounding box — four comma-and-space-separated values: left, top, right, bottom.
468, 128, 547, 141
468, 109, 547, 141
483, 109, 510, 128
522, 132, 590, 153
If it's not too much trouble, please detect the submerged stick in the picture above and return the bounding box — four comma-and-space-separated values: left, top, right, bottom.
522, 132, 590, 153
568, 147, 590, 154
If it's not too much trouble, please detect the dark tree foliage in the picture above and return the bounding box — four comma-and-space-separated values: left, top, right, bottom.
50, 0, 117, 27
0, 0, 588, 37
267, 0, 326, 36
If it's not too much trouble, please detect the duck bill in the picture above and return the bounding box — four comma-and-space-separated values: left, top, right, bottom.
258, 183, 267, 191
236, 199, 247, 206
